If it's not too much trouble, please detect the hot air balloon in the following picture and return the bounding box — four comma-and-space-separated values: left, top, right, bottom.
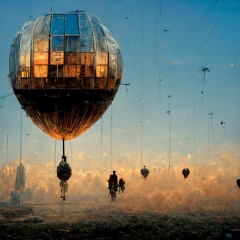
182, 168, 190, 179
9, 11, 123, 141
236, 179, 240, 188
141, 166, 149, 179
9, 11, 123, 198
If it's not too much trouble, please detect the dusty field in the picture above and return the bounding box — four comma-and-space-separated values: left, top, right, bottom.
0, 205, 240, 240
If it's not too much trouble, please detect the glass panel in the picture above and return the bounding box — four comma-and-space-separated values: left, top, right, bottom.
80, 35, 94, 52
90, 14, 104, 28
109, 54, 117, 78
35, 15, 51, 35
34, 52, 48, 64
96, 52, 108, 65
51, 15, 64, 35
92, 21, 105, 35
65, 14, 79, 34
117, 50, 123, 79
9, 33, 21, 83
79, 13, 90, 24
92, 21, 107, 52
34, 35, 49, 52
34, 65, 48, 78
19, 36, 31, 67
80, 22, 92, 35
95, 34, 107, 52
65, 36, 81, 52
104, 28, 119, 53
20, 67, 30, 78
51, 36, 64, 51
79, 13, 94, 52
96, 65, 108, 77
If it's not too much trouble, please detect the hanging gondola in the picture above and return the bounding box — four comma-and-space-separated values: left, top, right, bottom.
57, 156, 72, 182
182, 168, 190, 179
141, 166, 149, 179
56, 138, 72, 200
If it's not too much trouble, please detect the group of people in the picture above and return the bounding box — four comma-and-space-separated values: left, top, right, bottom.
108, 170, 125, 193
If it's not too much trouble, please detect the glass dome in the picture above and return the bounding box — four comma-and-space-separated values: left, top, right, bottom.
9, 11, 123, 140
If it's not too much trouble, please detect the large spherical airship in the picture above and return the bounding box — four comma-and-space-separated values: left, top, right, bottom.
9, 11, 123, 141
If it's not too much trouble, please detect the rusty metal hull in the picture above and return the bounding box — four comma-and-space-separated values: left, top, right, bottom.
14, 88, 115, 140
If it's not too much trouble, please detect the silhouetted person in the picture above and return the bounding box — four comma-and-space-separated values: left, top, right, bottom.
119, 178, 125, 193
108, 171, 118, 190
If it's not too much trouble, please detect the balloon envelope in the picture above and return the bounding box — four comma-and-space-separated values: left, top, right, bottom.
9, 11, 123, 140
182, 168, 190, 179
237, 179, 240, 188
141, 166, 149, 179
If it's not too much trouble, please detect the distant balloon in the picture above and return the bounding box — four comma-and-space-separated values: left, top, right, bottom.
182, 168, 190, 179
236, 179, 240, 188
9, 11, 123, 141
141, 166, 149, 179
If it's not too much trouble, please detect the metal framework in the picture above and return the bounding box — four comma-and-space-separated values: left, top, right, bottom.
9, 11, 123, 140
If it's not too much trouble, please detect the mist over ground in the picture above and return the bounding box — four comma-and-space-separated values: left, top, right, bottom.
1, 148, 239, 213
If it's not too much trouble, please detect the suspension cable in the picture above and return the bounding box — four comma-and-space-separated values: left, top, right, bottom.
20, 108, 23, 165
110, 104, 113, 172
167, 95, 172, 172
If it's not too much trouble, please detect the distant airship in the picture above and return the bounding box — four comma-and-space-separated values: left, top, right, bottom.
182, 168, 190, 179
236, 179, 240, 188
141, 166, 149, 179
9, 11, 123, 141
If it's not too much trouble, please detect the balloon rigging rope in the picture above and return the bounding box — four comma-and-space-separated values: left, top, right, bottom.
208, 114, 210, 162
7, 133, 9, 165
126, 0, 142, 19
208, 112, 214, 163
154, 0, 162, 76
167, 95, 171, 172
110, 105, 113, 172
70, 140, 73, 163
54, 140, 57, 170
100, 117, 103, 173
199, 68, 209, 132
29, 0, 32, 19
193, 81, 196, 189
200, 73, 205, 118
140, 0, 144, 168
20, 108, 23, 165
0, 93, 14, 99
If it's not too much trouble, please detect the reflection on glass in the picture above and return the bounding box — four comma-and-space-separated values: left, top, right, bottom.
65, 36, 80, 52
51, 15, 64, 35
10, 12, 123, 91
51, 36, 64, 51
65, 14, 79, 35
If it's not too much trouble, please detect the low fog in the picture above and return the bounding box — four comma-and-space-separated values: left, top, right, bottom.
1, 148, 239, 217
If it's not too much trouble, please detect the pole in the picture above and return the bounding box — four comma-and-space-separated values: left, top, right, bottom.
62, 137, 65, 158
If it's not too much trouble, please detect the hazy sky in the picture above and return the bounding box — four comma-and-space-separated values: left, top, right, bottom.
0, 0, 239, 178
